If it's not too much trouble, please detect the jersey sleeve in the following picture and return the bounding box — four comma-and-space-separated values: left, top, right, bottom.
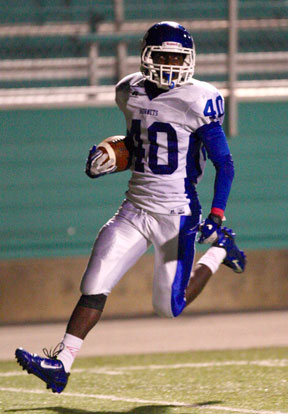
185, 82, 225, 131
185, 81, 233, 217
196, 121, 234, 218
115, 76, 131, 113
115, 72, 143, 114
202, 91, 225, 126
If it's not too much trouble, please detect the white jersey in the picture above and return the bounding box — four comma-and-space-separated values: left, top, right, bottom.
115, 72, 225, 215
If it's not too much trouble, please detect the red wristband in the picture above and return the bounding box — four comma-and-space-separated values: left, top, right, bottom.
210, 207, 224, 219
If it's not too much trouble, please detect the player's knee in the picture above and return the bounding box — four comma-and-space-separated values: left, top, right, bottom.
152, 287, 186, 318
77, 294, 107, 312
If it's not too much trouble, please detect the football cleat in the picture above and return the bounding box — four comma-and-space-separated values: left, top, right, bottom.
213, 227, 246, 273
15, 347, 69, 393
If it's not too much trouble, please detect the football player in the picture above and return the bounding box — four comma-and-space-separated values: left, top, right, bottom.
15, 21, 246, 393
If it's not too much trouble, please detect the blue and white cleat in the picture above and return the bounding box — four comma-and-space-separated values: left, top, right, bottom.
213, 227, 246, 273
15, 347, 69, 393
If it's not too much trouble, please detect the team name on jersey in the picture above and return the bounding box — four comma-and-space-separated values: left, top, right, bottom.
139, 108, 159, 116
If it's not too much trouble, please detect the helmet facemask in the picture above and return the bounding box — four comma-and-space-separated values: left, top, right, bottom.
141, 43, 195, 90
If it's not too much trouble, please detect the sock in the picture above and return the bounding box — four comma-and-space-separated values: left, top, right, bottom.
57, 333, 83, 373
197, 246, 227, 274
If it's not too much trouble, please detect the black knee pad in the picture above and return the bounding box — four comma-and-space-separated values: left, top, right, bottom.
77, 294, 107, 311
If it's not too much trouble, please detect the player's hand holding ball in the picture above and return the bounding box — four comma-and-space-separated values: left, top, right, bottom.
85, 135, 131, 179
197, 213, 222, 244
85, 145, 117, 178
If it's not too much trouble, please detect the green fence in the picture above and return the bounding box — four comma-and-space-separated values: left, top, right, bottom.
1, 101, 288, 259
0, 0, 287, 24
0, 1, 287, 88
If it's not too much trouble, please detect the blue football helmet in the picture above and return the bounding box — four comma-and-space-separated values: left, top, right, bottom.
141, 21, 195, 89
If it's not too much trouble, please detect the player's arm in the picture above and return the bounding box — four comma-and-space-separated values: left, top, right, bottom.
85, 135, 132, 179
86, 73, 135, 179
196, 121, 235, 243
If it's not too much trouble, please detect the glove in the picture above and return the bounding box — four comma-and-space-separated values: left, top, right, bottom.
197, 213, 222, 244
85, 145, 116, 179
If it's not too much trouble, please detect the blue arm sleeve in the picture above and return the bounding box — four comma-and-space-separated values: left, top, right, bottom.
196, 122, 235, 212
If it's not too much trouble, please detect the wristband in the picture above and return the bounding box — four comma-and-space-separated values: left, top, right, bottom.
210, 207, 224, 220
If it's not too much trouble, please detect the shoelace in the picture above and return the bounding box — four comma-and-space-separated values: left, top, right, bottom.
43, 342, 65, 360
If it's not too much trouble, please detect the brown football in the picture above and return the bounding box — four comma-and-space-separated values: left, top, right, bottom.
98, 135, 131, 172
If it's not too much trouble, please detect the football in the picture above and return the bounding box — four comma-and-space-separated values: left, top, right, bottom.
98, 135, 131, 172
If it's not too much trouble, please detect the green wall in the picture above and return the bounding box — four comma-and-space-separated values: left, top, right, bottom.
1, 102, 288, 259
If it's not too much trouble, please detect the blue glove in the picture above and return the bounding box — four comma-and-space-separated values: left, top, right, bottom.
85, 145, 116, 179
197, 213, 222, 244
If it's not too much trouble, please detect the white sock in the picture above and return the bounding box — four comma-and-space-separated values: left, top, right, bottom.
197, 246, 227, 274
57, 333, 83, 373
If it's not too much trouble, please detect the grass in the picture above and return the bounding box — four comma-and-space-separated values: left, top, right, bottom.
0, 347, 288, 413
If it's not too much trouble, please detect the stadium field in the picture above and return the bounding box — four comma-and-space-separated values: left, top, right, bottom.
1, 346, 288, 414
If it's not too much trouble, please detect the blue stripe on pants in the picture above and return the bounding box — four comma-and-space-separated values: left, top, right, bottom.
171, 215, 198, 317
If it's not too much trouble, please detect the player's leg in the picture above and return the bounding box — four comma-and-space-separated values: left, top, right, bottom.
56, 213, 150, 373
64, 208, 151, 341
185, 226, 246, 306
151, 213, 200, 318
151, 215, 245, 317
15, 201, 151, 393
185, 257, 224, 306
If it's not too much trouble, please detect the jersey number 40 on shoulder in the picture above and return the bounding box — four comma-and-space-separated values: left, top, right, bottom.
203, 95, 224, 119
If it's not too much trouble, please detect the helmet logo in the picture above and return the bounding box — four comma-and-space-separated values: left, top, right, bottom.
162, 41, 182, 48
